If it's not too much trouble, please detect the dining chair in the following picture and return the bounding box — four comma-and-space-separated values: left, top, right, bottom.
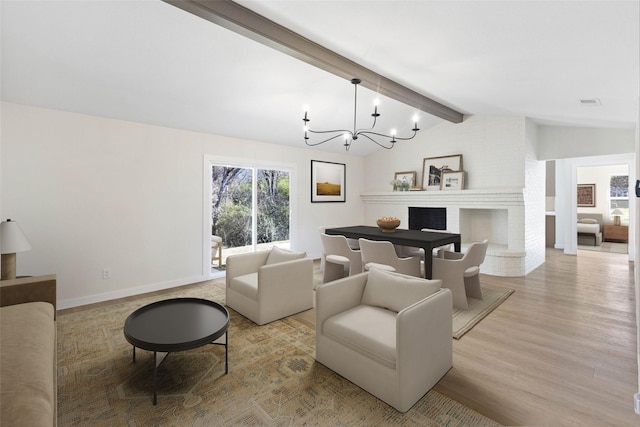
431, 239, 489, 309
359, 238, 421, 277
320, 233, 363, 283
319, 226, 359, 273
396, 228, 454, 260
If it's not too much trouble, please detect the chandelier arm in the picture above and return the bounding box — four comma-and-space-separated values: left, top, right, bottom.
358, 129, 418, 141
304, 133, 350, 147
307, 128, 351, 135
358, 133, 395, 149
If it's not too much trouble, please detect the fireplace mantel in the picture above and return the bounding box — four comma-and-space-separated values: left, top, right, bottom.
361, 188, 524, 207
361, 188, 529, 277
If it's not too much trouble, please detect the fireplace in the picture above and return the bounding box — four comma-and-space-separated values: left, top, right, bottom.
408, 207, 447, 231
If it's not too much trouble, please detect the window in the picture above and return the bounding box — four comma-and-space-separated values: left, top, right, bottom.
609, 175, 629, 223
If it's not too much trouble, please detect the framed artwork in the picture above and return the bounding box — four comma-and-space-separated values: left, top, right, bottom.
394, 171, 416, 187
577, 183, 596, 207
441, 171, 465, 190
311, 160, 345, 202
421, 154, 463, 190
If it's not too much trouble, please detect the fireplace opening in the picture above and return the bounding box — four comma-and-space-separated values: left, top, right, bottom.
408, 207, 447, 231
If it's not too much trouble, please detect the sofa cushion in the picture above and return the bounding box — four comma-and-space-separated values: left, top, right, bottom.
323, 304, 397, 369
362, 268, 441, 313
1, 301, 56, 427
229, 273, 258, 300
265, 246, 306, 265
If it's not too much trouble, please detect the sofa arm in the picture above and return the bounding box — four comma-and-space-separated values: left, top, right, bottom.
0, 274, 57, 319
315, 272, 369, 336
225, 251, 270, 286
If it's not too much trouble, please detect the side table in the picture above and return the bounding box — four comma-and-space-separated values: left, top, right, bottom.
603, 225, 628, 243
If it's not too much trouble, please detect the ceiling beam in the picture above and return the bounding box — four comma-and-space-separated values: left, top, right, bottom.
163, 0, 464, 124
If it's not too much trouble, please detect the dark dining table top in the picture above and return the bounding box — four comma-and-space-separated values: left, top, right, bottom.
324, 225, 460, 248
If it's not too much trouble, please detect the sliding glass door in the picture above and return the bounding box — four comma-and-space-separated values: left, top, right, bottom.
210, 163, 290, 268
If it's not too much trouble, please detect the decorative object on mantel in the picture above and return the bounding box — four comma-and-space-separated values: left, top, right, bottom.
577, 183, 596, 207
0, 219, 32, 280
376, 216, 401, 232
311, 160, 346, 203
441, 170, 465, 190
422, 154, 463, 191
303, 78, 420, 151
393, 171, 416, 191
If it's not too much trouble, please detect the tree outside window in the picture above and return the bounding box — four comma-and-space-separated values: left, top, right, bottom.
609, 175, 629, 223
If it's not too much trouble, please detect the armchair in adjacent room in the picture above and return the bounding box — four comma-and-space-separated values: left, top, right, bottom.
315, 268, 453, 412
226, 247, 313, 325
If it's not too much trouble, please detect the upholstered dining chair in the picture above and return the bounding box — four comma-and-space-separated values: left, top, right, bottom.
396, 228, 454, 260
431, 239, 489, 309
359, 238, 421, 277
226, 246, 313, 325
319, 226, 359, 273
320, 233, 363, 283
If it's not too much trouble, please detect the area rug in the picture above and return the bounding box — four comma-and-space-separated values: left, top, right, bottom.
452, 285, 514, 339
57, 281, 501, 426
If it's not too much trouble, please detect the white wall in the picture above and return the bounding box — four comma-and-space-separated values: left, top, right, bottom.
538, 126, 635, 160
365, 115, 527, 191
0, 102, 365, 308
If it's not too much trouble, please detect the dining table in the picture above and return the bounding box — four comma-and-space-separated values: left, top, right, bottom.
324, 225, 461, 279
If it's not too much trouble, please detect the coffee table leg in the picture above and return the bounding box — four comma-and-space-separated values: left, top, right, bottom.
153, 351, 157, 405
225, 332, 228, 374
132, 345, 136, 362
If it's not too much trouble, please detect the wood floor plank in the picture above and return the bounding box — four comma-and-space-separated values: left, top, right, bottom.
433, 248, 638, 426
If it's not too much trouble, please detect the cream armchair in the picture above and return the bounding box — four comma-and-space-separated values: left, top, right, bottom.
315, 268, 453, 412
226, 247, 313, 325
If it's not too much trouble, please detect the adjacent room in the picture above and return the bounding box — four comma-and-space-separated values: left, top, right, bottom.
1, 1, 639, 426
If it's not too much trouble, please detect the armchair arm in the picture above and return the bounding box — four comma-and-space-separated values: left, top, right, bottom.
396, 288, 452, 396
257, 257, 313, 304
395, 256, 421, 277
315, 272, 368, 337
0, 274, 57, 319
225, 251, 270, 287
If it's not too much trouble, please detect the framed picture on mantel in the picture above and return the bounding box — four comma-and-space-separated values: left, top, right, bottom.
421, 154, 463, 191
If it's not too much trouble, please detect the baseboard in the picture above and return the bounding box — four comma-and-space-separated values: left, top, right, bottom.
57, 274, 212, 310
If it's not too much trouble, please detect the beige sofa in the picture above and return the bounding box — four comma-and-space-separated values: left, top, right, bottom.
0, 275, 57, 427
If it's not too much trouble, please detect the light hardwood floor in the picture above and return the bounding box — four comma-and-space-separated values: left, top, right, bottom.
434, 248, 638, 426
295, 248, 638, 425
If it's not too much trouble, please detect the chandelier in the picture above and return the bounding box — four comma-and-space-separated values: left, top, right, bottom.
303, 78, 420, 151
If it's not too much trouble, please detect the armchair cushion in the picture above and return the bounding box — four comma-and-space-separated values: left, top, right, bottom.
266, 246, 306, 265
362, 268, 442, 313
324, 305, 397, 369
230, 273, 258, 300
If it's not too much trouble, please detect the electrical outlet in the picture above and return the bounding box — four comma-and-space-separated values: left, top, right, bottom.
102, 268, 112, 279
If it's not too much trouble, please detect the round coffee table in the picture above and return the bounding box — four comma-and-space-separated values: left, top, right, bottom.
124, 298, 229, 404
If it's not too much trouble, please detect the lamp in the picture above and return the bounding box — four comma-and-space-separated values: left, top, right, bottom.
611, 209, 623, 226
303, 78, 420, 151
1, 219, 32, 280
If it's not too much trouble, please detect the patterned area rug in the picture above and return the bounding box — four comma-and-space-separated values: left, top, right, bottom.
57, 281, 501, 426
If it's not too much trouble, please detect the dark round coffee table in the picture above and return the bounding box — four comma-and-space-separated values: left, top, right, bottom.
124, 298, 229, 404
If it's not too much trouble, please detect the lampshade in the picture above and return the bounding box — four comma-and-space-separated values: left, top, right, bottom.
611, 208, 623, 215
0, 219, 32, 254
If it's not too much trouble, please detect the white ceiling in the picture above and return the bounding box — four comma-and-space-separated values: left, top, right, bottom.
2, 0, 638, 157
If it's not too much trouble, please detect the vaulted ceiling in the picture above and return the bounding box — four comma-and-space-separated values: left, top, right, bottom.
2, 0, 638, 157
